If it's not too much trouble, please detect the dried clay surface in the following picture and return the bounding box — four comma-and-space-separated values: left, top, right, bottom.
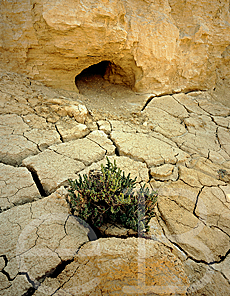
0, 71, 230, 295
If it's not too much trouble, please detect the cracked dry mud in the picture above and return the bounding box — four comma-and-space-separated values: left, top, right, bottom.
0, 71, 230, 295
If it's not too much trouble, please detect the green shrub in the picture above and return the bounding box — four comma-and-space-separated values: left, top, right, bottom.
68, 157, 158, 235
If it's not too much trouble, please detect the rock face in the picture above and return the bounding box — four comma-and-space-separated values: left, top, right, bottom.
0, 0, 230, 99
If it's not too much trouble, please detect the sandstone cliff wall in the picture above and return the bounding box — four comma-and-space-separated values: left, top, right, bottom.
0, 0, 230, 96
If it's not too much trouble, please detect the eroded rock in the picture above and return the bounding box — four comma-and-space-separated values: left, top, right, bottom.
156, 181, 230, 262
56, 117, 90, 142
111, 131, 190, 167
22, 150, 85, 194
1, 0, 230, 99
0, 163, 40, 211
33, 238, 190, 296
86, 130, 115, 156
49, 138, 106, 166
0, 188, 89, 295
0, 134, 39, 166
150, 164, 178, 181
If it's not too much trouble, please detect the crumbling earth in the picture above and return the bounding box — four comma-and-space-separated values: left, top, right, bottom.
0, 71, 230, 295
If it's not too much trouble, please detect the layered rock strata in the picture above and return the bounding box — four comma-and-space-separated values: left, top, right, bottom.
0, 0, 230, 101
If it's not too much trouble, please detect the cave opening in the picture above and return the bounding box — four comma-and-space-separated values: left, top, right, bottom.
74, 60, 137, 115
75, 60, 112, 88
75, 60, 135, 92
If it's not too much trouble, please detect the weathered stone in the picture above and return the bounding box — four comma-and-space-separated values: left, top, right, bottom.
218, 127, 230, 157
143, 105, 187, 138
179, 165, 225, 187
186, 156, 230, 179
49, 138, 106, 166
99, 223, 135, 238
64, 104, 88, 124
197, 99, 230, 116
195, 186, 230, 235
173, 94, 209, 115
111, 131, 190, 167
0, 114, 40, 165
24, 128, 62, 151
0, 134, 39, 166
150, 164, 178, 181
147, 95, 189, 119
157, 180, 200, 213
22, 150, 85, 194
0, 274, 32, 296
213, 253, 230, 282
1, 0, 230, 99
0, 257, 5, 271
156, 182, 230, 262
213, 116, 230, 129
97, 120, 112, 134
56, 117, 90, 142
86, 130, 115, 155
0, 163, 40, 211
0, 114, 30, 135
35, 238, 190, 296
0, 91, 34, 116
22, 114, 51, 129
0, 188, 89, 295
148, 216, 174, 251
209, 150, 229, 166
0, 273, 10, 291
1, 66, 230, 295
173, 126, 221, 159
184, 259, 230, 296
183, 114, 216, 134
110, 120, 144, 133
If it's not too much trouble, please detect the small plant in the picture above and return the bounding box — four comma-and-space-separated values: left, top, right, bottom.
68, 157, 158, 235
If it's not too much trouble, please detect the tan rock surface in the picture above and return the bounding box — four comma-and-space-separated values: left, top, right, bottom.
22, 150, 85, 194
34, 238, 189, 296
178, 165, 225, 187
156, 181, 230, 262
0, 135, 39, 166
86, 130, 115, 156
1, 0, 230, 100
0, 72, 230, 295
0, 188, 89, 296
150, 164, 178, 181
111, 131, 190, 167
49, 138, 106, 166
213, 253, 230, 282
143, 105, 187, 138
218, 127, 230, 157
173, 93, 209, 115
24, 128, 62, 151
146, 95, 189, 119
184, 259, 230, 296
195, 186, 230, 235
56, 117, 90, 142
0, 163, 40, 211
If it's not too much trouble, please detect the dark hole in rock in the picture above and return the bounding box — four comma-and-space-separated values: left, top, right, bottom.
76, 61, 110, 82
75, 60, 134, 93
75, 60, 111, 88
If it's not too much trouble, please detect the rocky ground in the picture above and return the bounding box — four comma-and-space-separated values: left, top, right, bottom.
0, 70, 230, 295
